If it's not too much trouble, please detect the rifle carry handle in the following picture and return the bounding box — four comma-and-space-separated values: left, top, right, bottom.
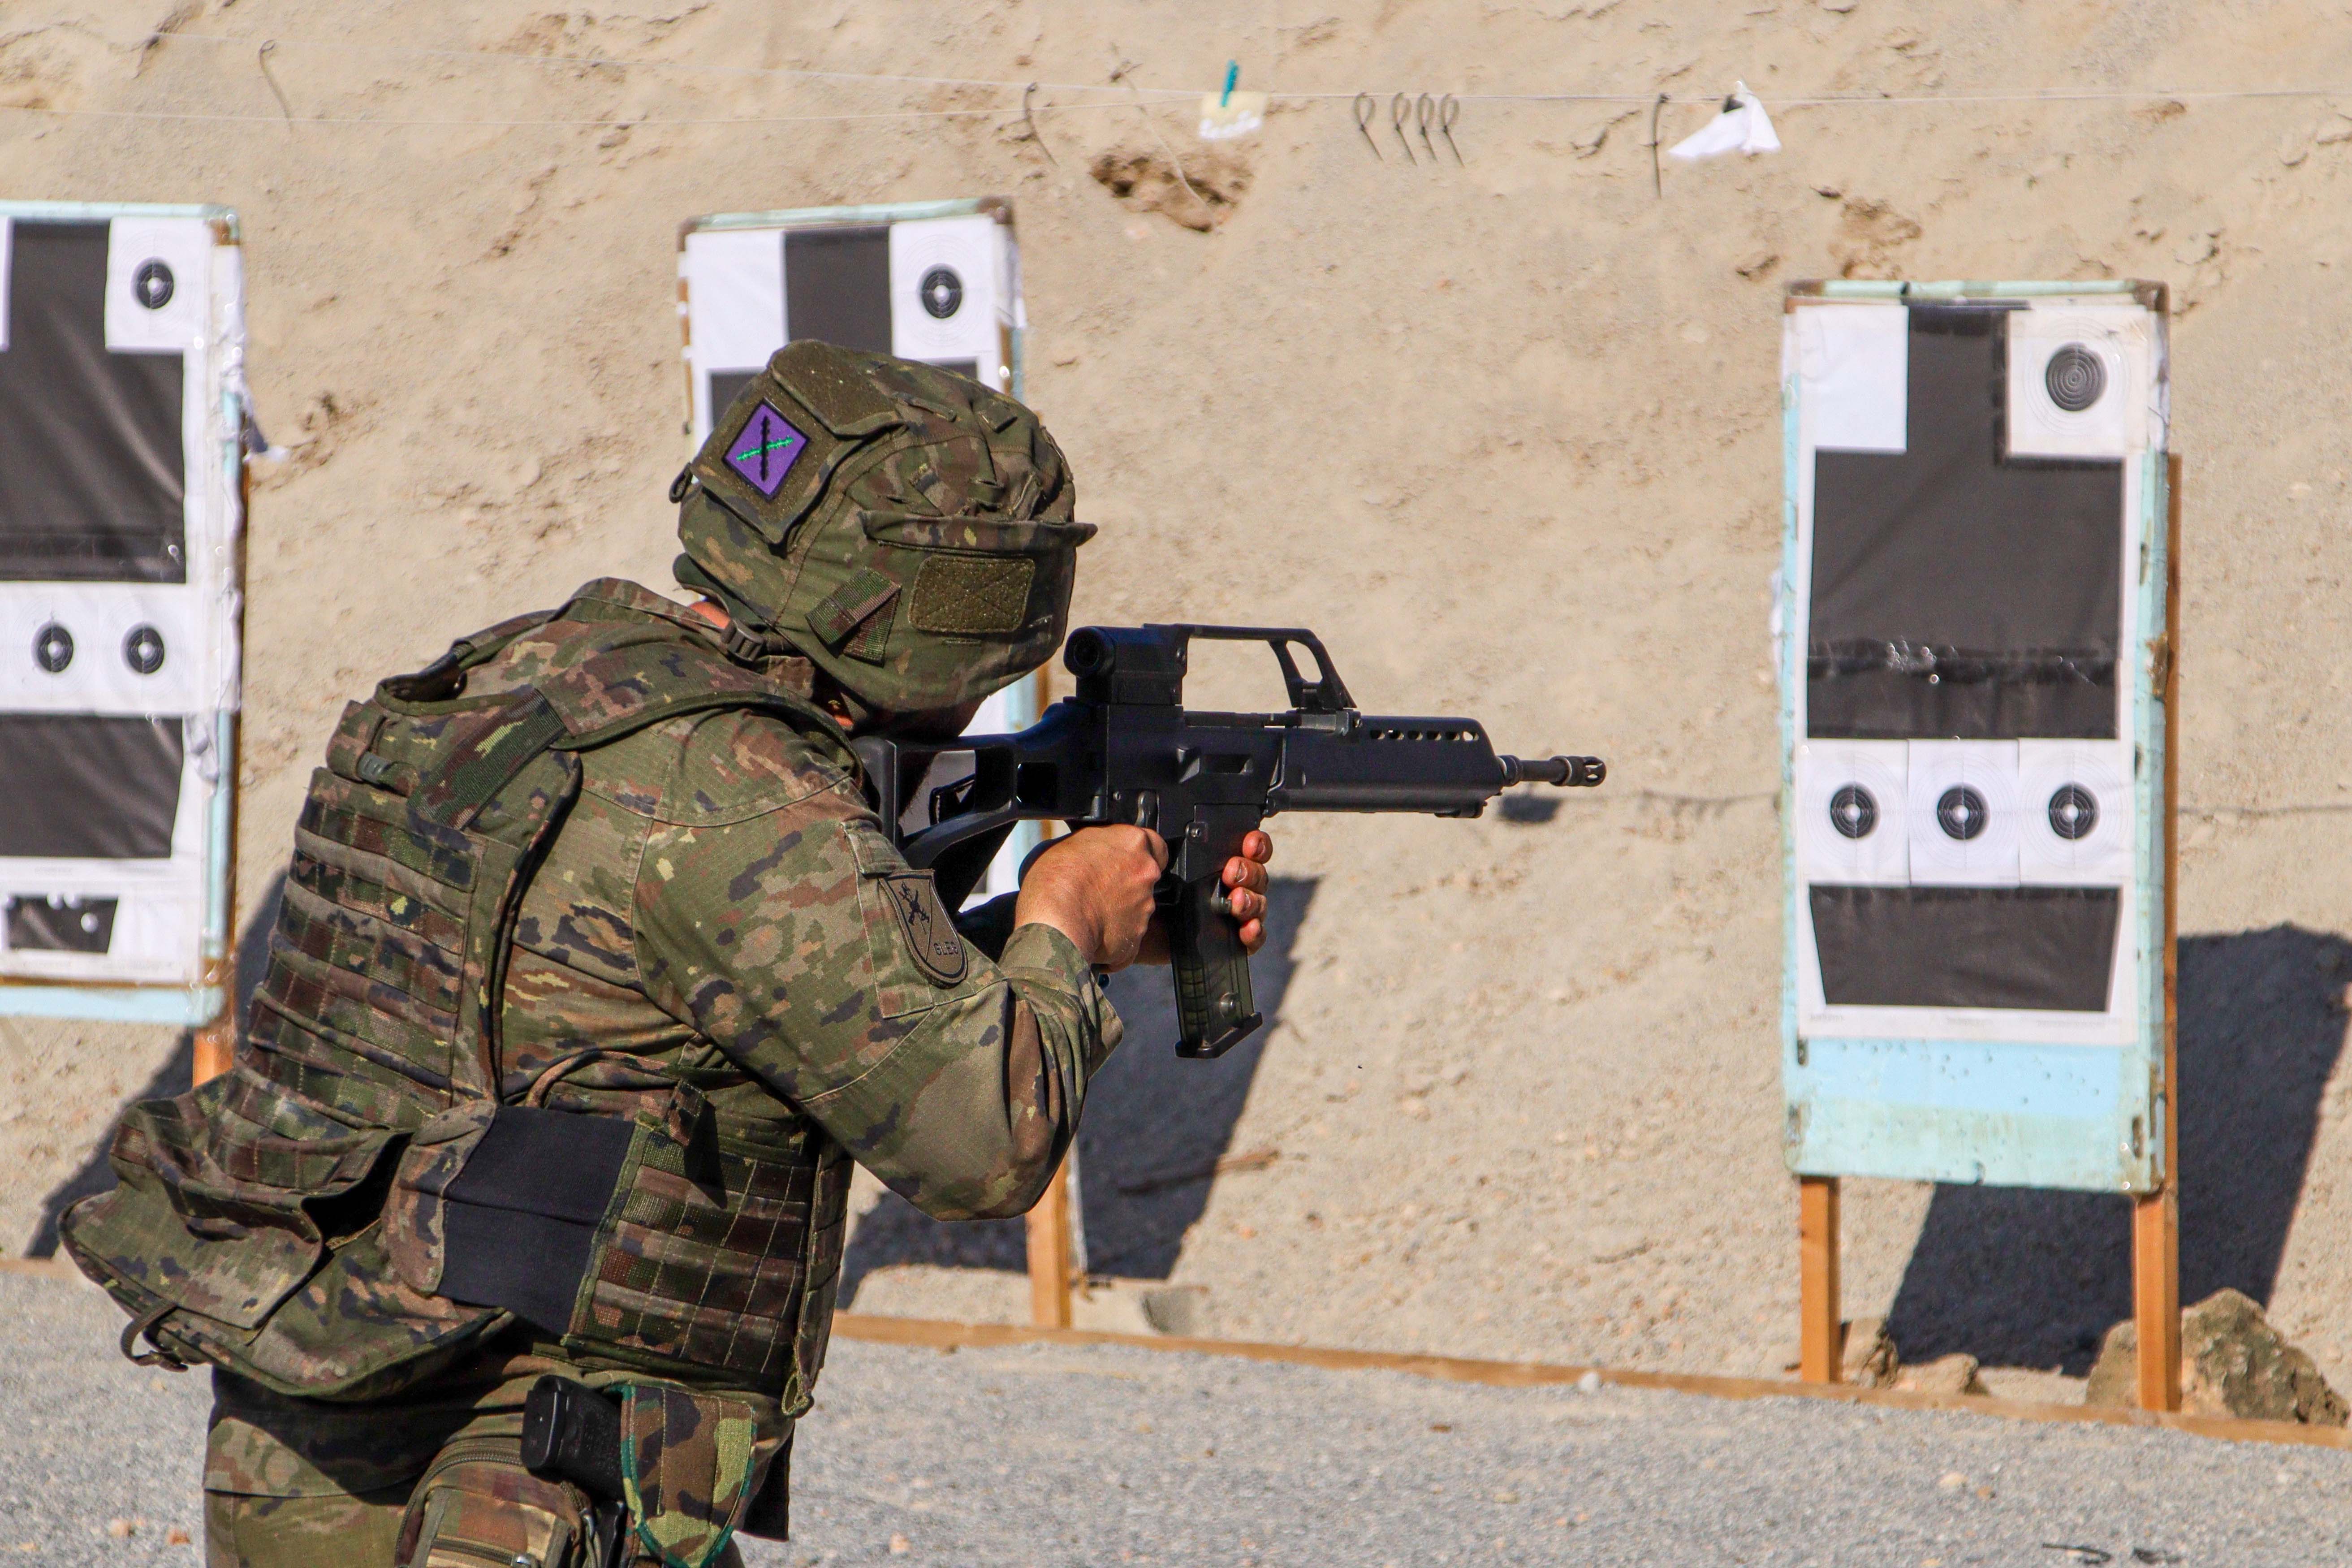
1161, 868, 1263, 1058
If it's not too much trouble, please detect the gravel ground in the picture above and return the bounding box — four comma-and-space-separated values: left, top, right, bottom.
7, 1273, 2349, 1567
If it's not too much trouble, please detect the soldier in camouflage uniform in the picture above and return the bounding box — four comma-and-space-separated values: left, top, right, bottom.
59, 342, 1273, 1568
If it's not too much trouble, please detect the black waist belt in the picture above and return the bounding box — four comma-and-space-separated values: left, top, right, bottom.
440, 1105, 635, 1335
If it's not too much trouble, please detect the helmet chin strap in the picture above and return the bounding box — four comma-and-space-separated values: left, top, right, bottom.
673, 554, 794, 660
669, 557, 856, 731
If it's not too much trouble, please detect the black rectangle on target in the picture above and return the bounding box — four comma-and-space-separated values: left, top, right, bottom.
1808, 307, 2123, 740
0, 221, 187, 583
0, 715, 184, 859
1809, 885, 2120, 1011
783, 226, 893, 354
5, 895, 117, 953
708, 369, 759, 429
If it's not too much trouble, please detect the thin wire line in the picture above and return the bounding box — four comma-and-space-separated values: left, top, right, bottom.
1283, 86, 2352, 104
22, 87, 2349, 133
143, 30, 2352, 108
153, 30, 1192, 99
2180, 802, 2352, 818
0, 101, 1138, 129
1772, 86, 2352, 105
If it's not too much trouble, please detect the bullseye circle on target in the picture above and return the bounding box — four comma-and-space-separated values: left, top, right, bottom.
2044, 342, 2106, 412
33, 622, 73, 674
123, 625, 166, 676
1830, 784, 1878, 840
1937, 785, 1989, 841
133, 259, 174, 311
919, 265, 962, 319
2047, 783, 2098, 842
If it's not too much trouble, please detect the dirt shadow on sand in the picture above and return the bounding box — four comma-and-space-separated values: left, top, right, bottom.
1886, 924, 2352, 1374
837, 876, 1316, 1301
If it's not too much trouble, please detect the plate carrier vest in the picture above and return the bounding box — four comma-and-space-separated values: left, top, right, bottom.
61, 597, 855, 1408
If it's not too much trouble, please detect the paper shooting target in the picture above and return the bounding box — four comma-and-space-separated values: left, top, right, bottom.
1795, 741, 1908, 886
679, 201, 1020, 446
0, 205, 246, 1017
1904, 741, 2022, 887
1781, 283, 2170, 1193
2005, 309, 2151, 461
2017, 739, 2132, 885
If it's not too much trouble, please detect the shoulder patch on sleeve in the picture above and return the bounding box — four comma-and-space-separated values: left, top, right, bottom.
883, 871, 968, 987
844, 821, 979, 1010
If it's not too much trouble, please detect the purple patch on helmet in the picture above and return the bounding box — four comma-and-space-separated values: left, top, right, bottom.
724, 402, 808, 497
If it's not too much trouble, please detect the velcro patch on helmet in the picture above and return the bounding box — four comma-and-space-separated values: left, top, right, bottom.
695, 402, 847, 542
769, 341, 904, 437
807, 569, 901, 648
693, 344, 910, 543
907, 555, 1036, 635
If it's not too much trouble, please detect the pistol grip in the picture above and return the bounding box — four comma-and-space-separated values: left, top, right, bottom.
1164, 872, 1263, 1058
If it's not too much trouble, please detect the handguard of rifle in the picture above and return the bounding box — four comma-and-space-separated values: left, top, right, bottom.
1162, 869, 1263, 1058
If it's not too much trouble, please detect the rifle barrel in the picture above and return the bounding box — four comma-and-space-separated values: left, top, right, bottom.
1500, 754, 1607, 788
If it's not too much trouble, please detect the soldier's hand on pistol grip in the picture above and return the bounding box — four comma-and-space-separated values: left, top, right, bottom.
1014, 824, 1172, 971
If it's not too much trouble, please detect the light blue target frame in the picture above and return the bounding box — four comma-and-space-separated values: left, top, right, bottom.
1778, 279, 2172, 1194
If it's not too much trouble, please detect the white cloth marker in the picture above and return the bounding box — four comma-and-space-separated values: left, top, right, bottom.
1667, 81, 1782, 161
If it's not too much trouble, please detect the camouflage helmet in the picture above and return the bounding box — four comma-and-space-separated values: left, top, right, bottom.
674, 341, 1093, 713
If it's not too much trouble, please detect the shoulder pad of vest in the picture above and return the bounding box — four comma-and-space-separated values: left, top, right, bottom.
538, 639, 836, 750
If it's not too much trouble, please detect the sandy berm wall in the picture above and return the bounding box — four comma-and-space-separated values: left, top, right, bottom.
4, 0, 2352, 1388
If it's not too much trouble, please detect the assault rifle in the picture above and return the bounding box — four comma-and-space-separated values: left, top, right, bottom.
854, 625, 1604, 1059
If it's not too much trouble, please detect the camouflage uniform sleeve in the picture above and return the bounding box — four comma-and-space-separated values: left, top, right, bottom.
633, 780, 1122, 1222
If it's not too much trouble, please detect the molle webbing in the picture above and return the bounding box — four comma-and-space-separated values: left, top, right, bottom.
581, 1136, 832, 1382
247, 692, 576, 1110
246, 625, 837, 1116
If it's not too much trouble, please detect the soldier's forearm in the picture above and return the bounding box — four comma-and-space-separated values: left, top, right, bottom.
801, 924, 1121, 1220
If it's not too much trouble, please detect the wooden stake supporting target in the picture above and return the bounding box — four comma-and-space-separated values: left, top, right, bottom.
2134, 1187, 2180, 1410
192, 471, 248, 1089
1798, 1175, 1841, 1384
1027, 1153, 1076, 1328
